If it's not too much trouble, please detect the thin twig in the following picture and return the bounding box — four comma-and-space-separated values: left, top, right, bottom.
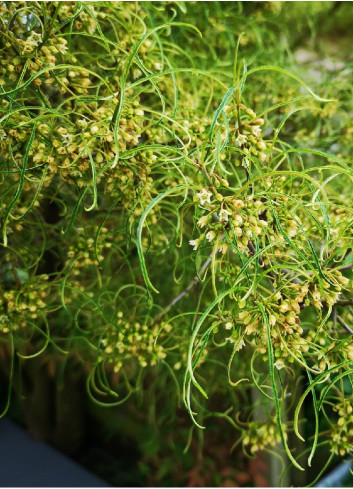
337, 263, 353, 272
11, 261, 21, 289
153, 234, 344, 327
247, 240, 301, 284
152, 253, 212, 325
332, 306, 337, 329
337, 298, 353, 306
280, 268, 302, 285
337, 315, 353, 335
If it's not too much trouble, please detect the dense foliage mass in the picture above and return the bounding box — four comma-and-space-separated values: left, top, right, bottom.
1, 1, 353, 484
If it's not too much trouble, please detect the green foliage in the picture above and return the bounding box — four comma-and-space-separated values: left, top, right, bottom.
1, 1, 353, 483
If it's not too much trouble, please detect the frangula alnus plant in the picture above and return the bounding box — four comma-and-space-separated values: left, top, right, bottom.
0, 1, 352, 481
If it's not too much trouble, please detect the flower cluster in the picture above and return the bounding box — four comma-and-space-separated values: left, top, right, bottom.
99, 313, 168, 372
0, 275, 50, 334
330, 398, 353, 457
190, 191, 292, 256
235, 268, 350, 368
242, 418, 284, 454
223, 103, 268, 165
66, 226, 111, 273
0, 1, 161, 212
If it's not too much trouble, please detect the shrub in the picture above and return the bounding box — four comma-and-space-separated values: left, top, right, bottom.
1, 1, 352, 483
